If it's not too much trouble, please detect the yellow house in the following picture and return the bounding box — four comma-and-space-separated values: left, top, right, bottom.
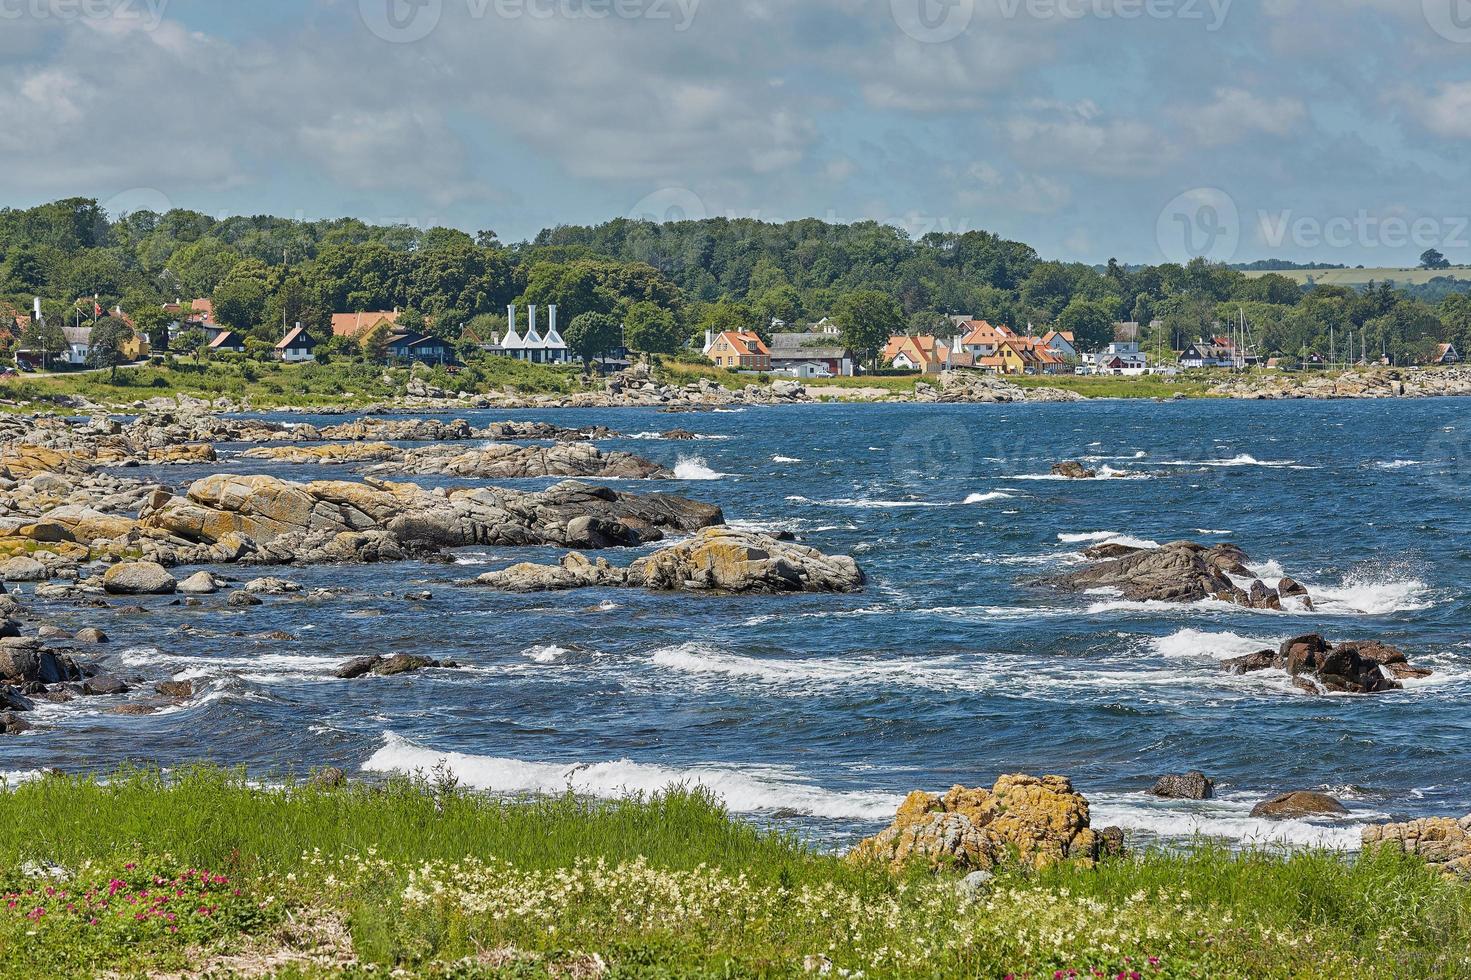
706, 330, 771, 371
979, 340, 1034, 376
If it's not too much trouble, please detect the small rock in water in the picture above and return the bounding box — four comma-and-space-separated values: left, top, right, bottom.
403, 591, 432, 602
155, 680, 193, 698
1150, 771, 1214, 800
74, 627, 108, 644
82, 675, 129, 696
1250, 791, 1348, 819
1050, 461, 1096, 479
244, 577, 303, 595
0, 711, 30, 735
227, 592, 263, 607
177, 571, 220, 595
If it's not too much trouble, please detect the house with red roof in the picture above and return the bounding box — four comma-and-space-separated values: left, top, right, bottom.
706, 330, 771, 371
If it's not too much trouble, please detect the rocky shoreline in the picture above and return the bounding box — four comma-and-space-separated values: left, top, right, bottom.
18, 363, 1471, 418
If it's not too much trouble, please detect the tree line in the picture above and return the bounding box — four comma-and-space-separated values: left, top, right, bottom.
3, 197, 1470, 370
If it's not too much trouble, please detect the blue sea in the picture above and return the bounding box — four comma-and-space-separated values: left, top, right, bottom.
7, 398, 1471, 851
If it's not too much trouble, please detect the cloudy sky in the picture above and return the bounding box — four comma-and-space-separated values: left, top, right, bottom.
3, 0, 1469, 265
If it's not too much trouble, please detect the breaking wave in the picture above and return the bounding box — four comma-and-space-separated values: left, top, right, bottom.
362, 733, 903, 820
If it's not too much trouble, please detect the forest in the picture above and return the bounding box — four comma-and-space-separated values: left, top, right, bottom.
3, 197, 1471, 365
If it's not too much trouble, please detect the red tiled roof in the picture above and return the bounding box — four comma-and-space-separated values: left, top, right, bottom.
331, 310, 399, 339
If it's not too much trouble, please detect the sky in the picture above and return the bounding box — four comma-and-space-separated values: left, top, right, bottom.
3, 0, 1470, 267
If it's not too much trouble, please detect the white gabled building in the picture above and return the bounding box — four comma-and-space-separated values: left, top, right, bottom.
496, 304, 571, 364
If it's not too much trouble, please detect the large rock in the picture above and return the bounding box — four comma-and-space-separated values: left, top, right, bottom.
476, 528, 865, 595
102, 561, 177, 595
1363, 814, 1471, 879
0, 556, 48, 582
140, 476, 723, 564
1223, 634, 1429, 693
1250, 791, 1348, 819
849, 775, 1103, 872
363, 443, 671, 480
240, 443, 401, 465
317, 418, 476, 442
177, 571, 220, 595
1050, 461, 1096, 479
1150, 771, 1214, 800
1042, 541, 1278, 607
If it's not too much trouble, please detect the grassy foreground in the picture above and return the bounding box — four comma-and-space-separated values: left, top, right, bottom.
0, 769, 1468, 978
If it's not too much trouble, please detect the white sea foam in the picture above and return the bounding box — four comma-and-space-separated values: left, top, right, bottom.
363, 733, 903, 820
1310, 571, 1435, 615
1160, 454, 1316, 470
1196, 529, 1233, 535
1373, 459, 1423, 470
522, 644, 573, 665
1151, 628, 1277, 661
628, 432, 727, 441
1057, 531, 1162, 550
1089, 793, 1370, 849
963, 491, 1015, 504
771, 455, 802, 463
673, 456, 726, 480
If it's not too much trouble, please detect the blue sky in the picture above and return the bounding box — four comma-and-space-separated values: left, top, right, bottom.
4, 0, 1470, 266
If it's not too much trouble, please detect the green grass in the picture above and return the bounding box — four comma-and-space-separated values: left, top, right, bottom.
0, 768, 1469, 977
0, 355, 582, 411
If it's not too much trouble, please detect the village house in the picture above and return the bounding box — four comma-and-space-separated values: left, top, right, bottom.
1429, 342, 1461, 365
207, 330, 247, 354
330, 309, 401, 342
768, 331, 855, 377
883, 334, 950, 374
164, 299, 223, 344
495, 304, 572, 364
386, 332, 454, 363
706, 330, 771, 371
1086, 341, 1149, 376
274, 323, 318, 362
1041, 330, 1078, 361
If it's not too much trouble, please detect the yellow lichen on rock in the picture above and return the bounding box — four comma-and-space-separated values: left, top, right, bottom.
850, 774, 1100, 873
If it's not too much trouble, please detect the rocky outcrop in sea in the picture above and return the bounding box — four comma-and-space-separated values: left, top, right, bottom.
475, 527, 865, 595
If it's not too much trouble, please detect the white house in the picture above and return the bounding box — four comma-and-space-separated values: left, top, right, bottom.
1084, 342, 1149, 376
497, 304, 571, 364
1041, 330, 1078, 360
274, 324, 317, 363
62, 326, 91, 365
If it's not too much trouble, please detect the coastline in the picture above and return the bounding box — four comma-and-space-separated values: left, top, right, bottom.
12, 362, 1471, 417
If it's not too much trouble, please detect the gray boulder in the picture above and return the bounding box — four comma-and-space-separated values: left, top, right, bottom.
1251, 791, 1348, 820
102, 561, 177, 595
1150, 771, 1214, 800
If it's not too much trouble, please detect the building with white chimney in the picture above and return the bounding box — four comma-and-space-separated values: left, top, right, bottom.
494, 304, 571, 364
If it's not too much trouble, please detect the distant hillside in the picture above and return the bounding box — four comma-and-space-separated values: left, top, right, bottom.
1241, 266, 1471, 286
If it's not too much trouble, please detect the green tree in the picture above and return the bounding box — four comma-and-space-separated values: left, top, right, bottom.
1056, 298, 1116, 353
1421, 248, 1451, 271
835, 290, 903, 369
564, 312, 622, 373
175, 327, 208, 365
212, 278, 268, 332
19, 317, 66, 371
86, 316, 134, 381
622, 302, 681, 355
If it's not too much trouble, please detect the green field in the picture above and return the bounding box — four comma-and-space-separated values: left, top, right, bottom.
1241, 267, 1471, 286
0, 768, 1468, 978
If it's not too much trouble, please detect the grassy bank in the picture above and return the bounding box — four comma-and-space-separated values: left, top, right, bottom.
1, 769, 1468, 978
0, 356, 584, 411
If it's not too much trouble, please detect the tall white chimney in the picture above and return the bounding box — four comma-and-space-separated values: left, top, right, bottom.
33, 297, 41, 320
528, 304, 538, 338
548, 304, 558, 337
506, 303, 517, 340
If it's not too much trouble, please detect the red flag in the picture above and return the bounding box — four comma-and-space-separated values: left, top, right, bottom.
94, 301, 102, 317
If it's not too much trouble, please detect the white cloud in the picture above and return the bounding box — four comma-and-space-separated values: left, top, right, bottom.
1176, 87, 1308, 147
1005, 102, 1169, 177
